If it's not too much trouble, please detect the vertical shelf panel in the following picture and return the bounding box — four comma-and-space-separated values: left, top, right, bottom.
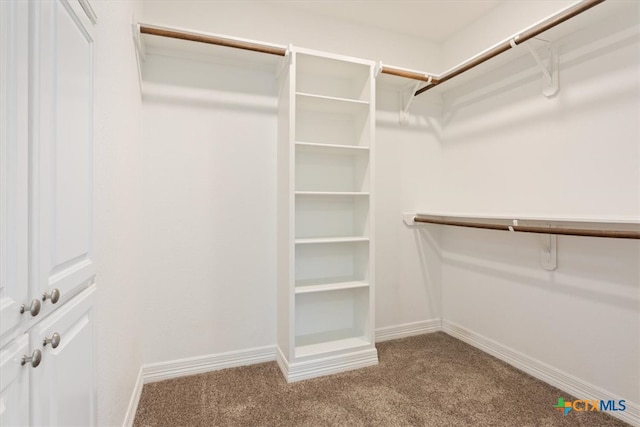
276, 50, 295, 362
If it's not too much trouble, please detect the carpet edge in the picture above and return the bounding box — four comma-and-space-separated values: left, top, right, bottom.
442, 320, 639, 427
142, 345, 277, 384
375, 319, 442, 342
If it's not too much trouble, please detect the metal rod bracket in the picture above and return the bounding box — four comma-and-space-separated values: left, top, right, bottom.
524, 40, 558, 98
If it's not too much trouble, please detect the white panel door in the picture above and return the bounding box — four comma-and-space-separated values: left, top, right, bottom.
30, 0, 95, 312
29, 286, 95, 427
0, 0, 30, 346
0, 335, 29, 427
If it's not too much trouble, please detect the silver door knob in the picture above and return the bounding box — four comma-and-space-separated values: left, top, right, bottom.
42, 288, 60, 304
20, 299, 41, 317
21, 349, 42, 368
43, 332, 61, 349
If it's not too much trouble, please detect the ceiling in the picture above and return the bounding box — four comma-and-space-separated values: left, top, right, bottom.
270, 0, 503, 42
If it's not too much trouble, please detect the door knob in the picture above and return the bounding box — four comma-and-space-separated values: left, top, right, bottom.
43, 332, 61, 349
21, 349, 42, 368
20, 299, 41, 317
42, 288, 60, 304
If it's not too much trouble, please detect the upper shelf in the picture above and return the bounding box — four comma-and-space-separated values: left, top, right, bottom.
136, 24, 285, 72
295, 142, 370, 156
378, 0, 637, 93
405, 212, 640, 239
296, 52, 372, 102
296, 93, 369, 115
134, 1, 637, 95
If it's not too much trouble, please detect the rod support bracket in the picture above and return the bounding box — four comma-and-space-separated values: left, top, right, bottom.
539, 228, 558, 271
132, 21, 146, 61
400, 80, 423, 124
524, 40, 558, 98
275, 44, 293, 79
375, 61, 383, 78
403, 213, 418, 226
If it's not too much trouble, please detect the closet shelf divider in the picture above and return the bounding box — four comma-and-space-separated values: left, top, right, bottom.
295, 191, 369, 196
295, 237, 369, 245
295, 281, 370, 295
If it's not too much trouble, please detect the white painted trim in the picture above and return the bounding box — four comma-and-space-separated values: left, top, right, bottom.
122, 367, 144, 427
375, 319, 442, 342
275, 346, 289, 379
283, 348, 379, 383
142, 345, 276, 384
442, 320, 639, 426
122, 320, 639, 425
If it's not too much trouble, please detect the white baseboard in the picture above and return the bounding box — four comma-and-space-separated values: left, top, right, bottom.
142, 345, 276, 383
375, 319, 442, 342
124, 320, 638, 426
442, 320, 639, 427
122, 367, 144, 427
278, 346, 379, 383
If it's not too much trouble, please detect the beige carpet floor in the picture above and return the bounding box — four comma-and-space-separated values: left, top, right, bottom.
134, 333, 629, 426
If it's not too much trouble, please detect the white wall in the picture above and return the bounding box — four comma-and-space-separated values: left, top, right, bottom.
135, 1, 443, 365
92, 1, 145, 425
376, 90, 443, 327
139, 55, 278, 363
442, 0, 575, 70
138, 1, 441, 72
436, 0, 640, 408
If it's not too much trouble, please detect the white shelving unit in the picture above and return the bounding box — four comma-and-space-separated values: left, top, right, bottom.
277, 48, 378, 382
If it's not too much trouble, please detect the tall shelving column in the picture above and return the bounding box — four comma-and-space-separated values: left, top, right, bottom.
277, 48, 378, 382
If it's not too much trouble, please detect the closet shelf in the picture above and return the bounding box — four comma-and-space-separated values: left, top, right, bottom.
295, 142, 370, 153
136, 23, 285, 72
296, 93, 369, 115
295, 191, 369, 197
295, 335, 370, 359
295, 237, 369, 245
295, 281, 369, 295
136, 1, 630, 98
296, 92, 369, 106
405, 212, 640, 239
413, 0, 631, 96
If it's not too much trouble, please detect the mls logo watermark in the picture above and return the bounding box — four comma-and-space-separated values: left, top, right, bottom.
554, 397, 626, 416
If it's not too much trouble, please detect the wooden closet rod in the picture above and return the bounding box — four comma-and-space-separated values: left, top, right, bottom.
139, 25, 288, 56
379, 67, 434, 83
139, 24, 436, 82
413, 216, 640, 239
140, 0, 603, 91
414, 0, 606, 96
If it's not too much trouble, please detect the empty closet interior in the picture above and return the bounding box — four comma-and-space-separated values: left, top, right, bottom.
135, 0, 638, 423
2, 0, 638, 425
